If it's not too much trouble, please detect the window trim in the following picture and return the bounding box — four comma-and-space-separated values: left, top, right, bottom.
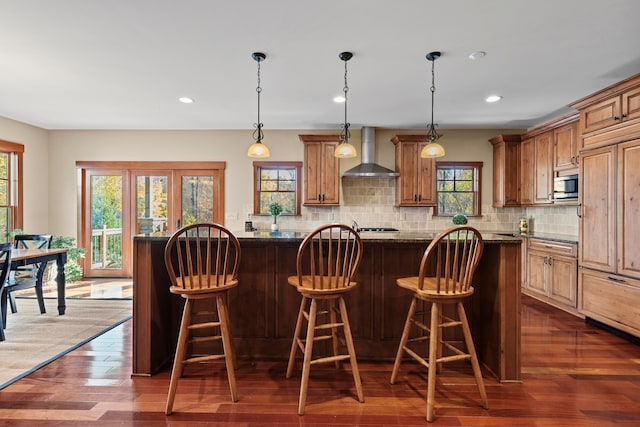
434, 161, 483, 217
0, 139, 24, 236
253, 161, 302, 216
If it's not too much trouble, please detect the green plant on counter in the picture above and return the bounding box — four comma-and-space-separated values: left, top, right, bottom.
269, 202, 283, 224
452, 213, 468, 225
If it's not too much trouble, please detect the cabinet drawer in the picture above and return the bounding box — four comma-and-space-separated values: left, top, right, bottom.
528, 238, 577, 257
580, 269, 640, 336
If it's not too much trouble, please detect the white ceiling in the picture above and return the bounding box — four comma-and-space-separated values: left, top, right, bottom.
1, 0, 639, 131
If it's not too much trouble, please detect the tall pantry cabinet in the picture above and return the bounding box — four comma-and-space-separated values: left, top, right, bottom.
571, 74, 640, 338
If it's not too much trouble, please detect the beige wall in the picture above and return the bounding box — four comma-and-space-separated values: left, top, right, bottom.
46, 127, 521, 235
0, 116, 49, 234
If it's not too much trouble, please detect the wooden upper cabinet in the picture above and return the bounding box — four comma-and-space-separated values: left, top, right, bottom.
520, 137, 534, 206
489, 134, 520, 207
533, 131, 553, 204
391, 135, 436, 206
299, 135, 340, 206
570, 74, 640, 149
554, 121, 579, 173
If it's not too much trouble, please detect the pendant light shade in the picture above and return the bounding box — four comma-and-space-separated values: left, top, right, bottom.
248, 52, 270, 158
334, 51, 357, 158
421, 51, 445, 158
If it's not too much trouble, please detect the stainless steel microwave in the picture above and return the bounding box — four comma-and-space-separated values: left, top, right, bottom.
553, 174, 578, 199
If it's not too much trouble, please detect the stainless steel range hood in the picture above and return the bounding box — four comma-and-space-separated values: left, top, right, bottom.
342, 127, 399, 177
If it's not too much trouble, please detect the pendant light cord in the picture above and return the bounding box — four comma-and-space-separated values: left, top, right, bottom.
253, 59, 264, 143
341, 58, 351, 143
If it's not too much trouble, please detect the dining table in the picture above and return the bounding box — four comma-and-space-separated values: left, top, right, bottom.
10, 248, 69, 315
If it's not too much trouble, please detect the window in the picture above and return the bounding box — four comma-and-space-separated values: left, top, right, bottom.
0, 140, 24, 243
435, 161, 482, 217
253, 162, 302, 216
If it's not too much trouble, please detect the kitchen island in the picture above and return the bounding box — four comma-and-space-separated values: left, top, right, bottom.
132, 231, 522, 382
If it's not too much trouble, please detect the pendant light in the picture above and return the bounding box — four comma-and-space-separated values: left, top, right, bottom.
334, 51, 357, 158
421, 51, 445, 158
247, 52, 270, 158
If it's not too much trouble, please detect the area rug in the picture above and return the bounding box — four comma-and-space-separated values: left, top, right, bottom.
0, 298, 132, 389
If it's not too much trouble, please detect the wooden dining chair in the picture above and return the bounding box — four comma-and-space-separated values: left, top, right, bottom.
390, 226, 488, 422
7, 234, 53, 315
0, 242, 15, 341
163, 223, 241, 415
286, 223, 364, 415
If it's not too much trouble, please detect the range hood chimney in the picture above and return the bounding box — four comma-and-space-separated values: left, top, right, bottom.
342, 127, 399, 177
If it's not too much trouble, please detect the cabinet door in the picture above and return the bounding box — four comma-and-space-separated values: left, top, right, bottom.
395, 141, 420, 205
320, 141, 340, 204
303, 141, 322, 204
492, 138, 520, 207
617, 139, 640, 279
416, 150, 436, 205
581, 95, 622, 134
526, 250, 548, 296
554, 122, 578, 172
302, 139, 340, 205
622, 85, 640, 122
520, 138, 534, 205
579, 146, 616, 272
534, 131, 553, 204
493, 142, 505, 207
549, 255, 577, 308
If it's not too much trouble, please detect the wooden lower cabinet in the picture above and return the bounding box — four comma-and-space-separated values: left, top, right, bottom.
579, 268, 640, 338
132, 235, 522, 382
523, 238, 578, 313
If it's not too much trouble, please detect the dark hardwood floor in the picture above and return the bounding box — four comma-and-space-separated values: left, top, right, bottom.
0, 295, 639, 426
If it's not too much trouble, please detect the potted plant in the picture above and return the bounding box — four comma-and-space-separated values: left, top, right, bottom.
269, 202, 283, 231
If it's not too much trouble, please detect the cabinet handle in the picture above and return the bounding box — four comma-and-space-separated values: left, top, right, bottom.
607, 276, 627, 284
613, 116, 621, 121
321, 194, 325, 202
413, 194, 418, 202
622, 114, 628, 119
317, 194, 321, 201
577, 205, 582, 218
548, 257, 553, 266
418, 195, 422, 202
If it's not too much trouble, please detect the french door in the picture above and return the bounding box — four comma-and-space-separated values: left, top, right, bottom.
78, 162, 225, 278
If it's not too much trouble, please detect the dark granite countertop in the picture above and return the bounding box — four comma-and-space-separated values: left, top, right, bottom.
493, 231, 578, 244
134, 230, 524, 244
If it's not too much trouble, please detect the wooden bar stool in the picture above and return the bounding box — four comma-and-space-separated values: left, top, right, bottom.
286, 224, 364, 415
163, 223, 241, 415
390, 226, 488, 422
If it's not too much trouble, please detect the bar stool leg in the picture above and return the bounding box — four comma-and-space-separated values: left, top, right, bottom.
390, 296, 418, 384
338, 297, 364, 402
457, 302, 488, 409
287, 296, 307, 378
329, 299, 340, 368
217, 295, 238, 402
166, 299, 192, 415
426, 302, 440, 422
298, 298, 318, 415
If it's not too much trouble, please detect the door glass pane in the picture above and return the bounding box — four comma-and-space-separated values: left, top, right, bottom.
181, 176, 214, 226
136, 176, 168, 234
91, 175, 123, 269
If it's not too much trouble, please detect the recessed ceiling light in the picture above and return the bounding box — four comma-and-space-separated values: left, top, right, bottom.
468, 51, 486, 60
179, 97, 194, 104
486, 95, 502, 103
333, 95, 346, 103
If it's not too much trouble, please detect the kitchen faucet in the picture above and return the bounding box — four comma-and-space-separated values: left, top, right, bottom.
351, 220, 359, 232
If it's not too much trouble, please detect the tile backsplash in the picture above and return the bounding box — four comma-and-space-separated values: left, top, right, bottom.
248, 177, 579, 238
